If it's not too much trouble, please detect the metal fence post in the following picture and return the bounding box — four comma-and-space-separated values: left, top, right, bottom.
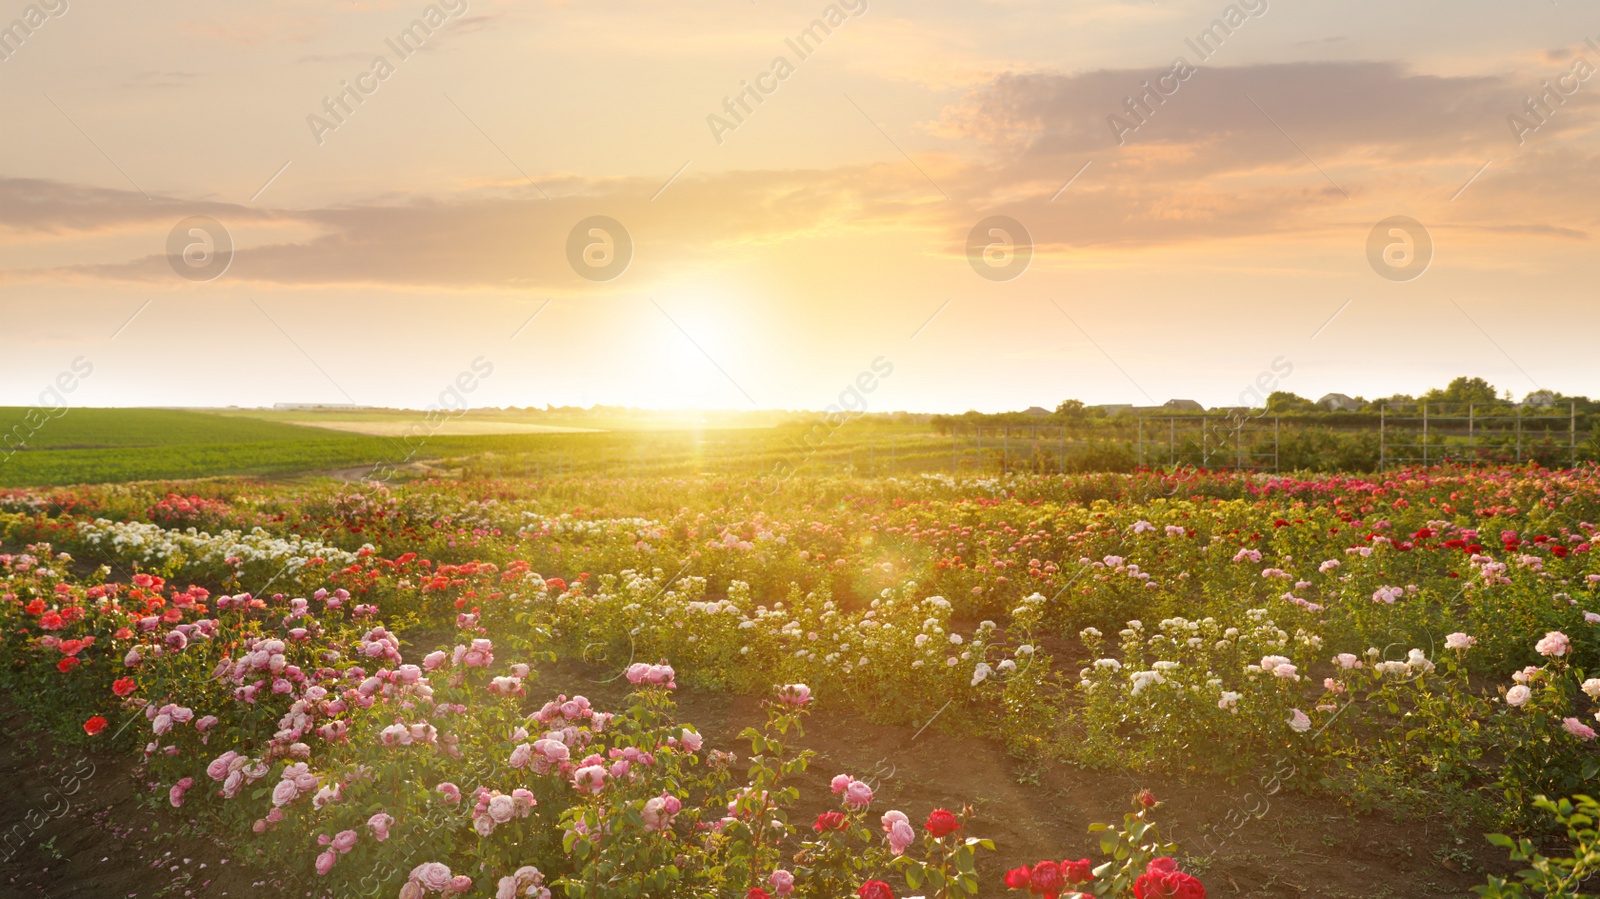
1380, 405, 1386, 473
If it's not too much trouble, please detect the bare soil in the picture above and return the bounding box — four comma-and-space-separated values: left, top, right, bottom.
0, 666, 1505, 899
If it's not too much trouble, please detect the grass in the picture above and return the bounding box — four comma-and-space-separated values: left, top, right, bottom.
0, 408, 342, 449
0, 405, 991, 487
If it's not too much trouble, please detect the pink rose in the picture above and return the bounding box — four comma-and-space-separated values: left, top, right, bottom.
315, 848, 337, 876
437, 782, 461, 805
573, 764, 607, 793
830, 774, 852, 794
1536, 631, 1571, 657
368, 812, 393, 841
886, 816, 915, 855
844, 779, 873, 808
487, 793, 516, 824
331, 829, 358, 853
770, 869, 796, 896
509, 743, 533, 769
512, 788, 536, 816
207, 751, 239, 781
271, 780, 299, 807
1563, 717, 1597, 741
681, 728, 703, 752
412, 862, 455, 893
777, 684, 812, 707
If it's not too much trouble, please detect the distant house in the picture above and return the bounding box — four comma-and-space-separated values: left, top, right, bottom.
1023, 406, 1052, 417
1522, 390, 1557, 409
1163, 399, 1205, 412
1317, 393, 1361, 412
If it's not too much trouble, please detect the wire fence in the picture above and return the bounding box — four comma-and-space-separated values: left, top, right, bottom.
442, 403, 1593, 481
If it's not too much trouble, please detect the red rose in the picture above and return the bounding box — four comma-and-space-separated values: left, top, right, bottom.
858, 882, 894, 899
1029, 860, 1064, 898
1061, 858, 1094, 884
1133, 859, 1205, 899
1004, 866, 1032, 890
747, 890, 772, 899
545, 578, 567, 593
25, 599, 45, 616
814, 811, 848, 833
39, 611, 63, 630
1136, 789, 1157, 808
925, 809, 961, 837
57, 657, 80, 673
112, 677, 137, 697
83, 716, 107, 736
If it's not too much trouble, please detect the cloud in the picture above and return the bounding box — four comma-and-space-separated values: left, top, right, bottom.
935, 60, 1532, 159
0, 179, 278, 235
296, 53, 376, 65
0, 169, 945, 289
6, 58, 1598, 286
119, 71, 202, 89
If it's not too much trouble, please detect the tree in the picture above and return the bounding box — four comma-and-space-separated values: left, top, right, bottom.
1423, 377, 1498, 405
1265, 391, 1318, 414
1055, 399, 1087, 422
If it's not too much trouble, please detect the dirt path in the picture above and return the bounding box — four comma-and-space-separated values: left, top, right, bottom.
0, 671, 1503, 899
0, 702, 266, 898
323, 460, 444, 484
537, 664, 1500, 899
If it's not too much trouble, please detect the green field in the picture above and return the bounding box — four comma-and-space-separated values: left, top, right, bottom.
9, 404, 1592, 489
0, 406, 957, 487
0, 408, 344, 449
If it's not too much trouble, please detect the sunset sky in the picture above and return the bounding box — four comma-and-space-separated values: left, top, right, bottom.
2, 0, 1597, 413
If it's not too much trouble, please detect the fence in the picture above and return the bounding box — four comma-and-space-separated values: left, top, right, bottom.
441, 404, 1589, 482
1378, 402, 1578, 471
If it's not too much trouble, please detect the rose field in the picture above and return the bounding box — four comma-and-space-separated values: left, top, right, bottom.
2, 464, 1599, 898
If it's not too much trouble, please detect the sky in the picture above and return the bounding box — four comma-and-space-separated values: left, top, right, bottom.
1, 0, 1597, 414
